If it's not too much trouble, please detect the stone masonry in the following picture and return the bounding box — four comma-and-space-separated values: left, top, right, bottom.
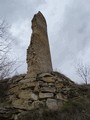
0, 12, 77, 119
27, 11, 53, 77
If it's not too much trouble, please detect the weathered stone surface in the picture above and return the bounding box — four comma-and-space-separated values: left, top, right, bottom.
27, 11, 53, 77
38, 81, 48, 87
56, 93, 63, 100
46, 99, 58, 110
20, 79, 32, 83
12, 99, 24, 107
0, 72, 75, 112
24, 75, 37, 81
20, 82, 37, 89
34, 84, 40, 92
48, 83, 54, 86
38, 73, 53, 77
41, 87, 56, 93
41, 77, 55, 83
61, 87, 71, 95
55, 82, 64, 88
9, 85, 19, 94
19, 91, 38, 100
39, 93, 54, 99
32, 100, 45, 108
9, 95, 16, 102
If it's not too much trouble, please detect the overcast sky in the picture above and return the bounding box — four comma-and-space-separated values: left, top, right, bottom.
0, 0, 90, 83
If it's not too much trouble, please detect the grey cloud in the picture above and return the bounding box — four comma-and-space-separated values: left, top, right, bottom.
54, 0, 90, 82
0, 0, 44, 22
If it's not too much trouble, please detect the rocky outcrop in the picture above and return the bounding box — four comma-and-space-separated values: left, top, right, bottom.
27, 11, 53, 78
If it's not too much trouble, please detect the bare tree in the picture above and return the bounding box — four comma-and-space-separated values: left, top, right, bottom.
76, 62, 90, 84
0, 19, 17, 79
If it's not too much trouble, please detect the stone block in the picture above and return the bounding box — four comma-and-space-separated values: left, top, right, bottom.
20, 82, 37, 89
41, 77, 55, 83
38, 73, 52, 77
39, 93, 54, 99
56, 93, 63, 100
46, 99, 58, 110
41, 87, 56, 93
32, 100, 45, 109
19, 91, 38, 100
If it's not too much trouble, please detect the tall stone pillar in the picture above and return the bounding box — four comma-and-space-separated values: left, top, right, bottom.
27, 11, 53, 77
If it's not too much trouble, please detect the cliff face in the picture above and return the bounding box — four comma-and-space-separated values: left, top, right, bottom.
27, 12, 53, 78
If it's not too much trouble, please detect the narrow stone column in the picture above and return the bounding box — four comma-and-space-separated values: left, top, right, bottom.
27, 11, 53, 77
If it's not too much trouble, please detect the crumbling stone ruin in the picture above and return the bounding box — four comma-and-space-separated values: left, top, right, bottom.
0, 12, 82, 119
27, 11, 53, 78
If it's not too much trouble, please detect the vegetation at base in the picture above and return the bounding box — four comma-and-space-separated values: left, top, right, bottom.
18, 107, 90, 120
0, 82, 8, 102
18, 99, 90, 120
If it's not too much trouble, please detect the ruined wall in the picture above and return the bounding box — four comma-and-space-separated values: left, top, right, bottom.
27, 12, 53, 77
0, 12, 75, 112
0, 12, 90, 120
1, 72, 74, 111
4, 12, 74, 111
0, 72, 77, 119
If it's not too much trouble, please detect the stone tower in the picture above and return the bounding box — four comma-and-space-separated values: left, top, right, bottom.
27, 11, 53, 77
